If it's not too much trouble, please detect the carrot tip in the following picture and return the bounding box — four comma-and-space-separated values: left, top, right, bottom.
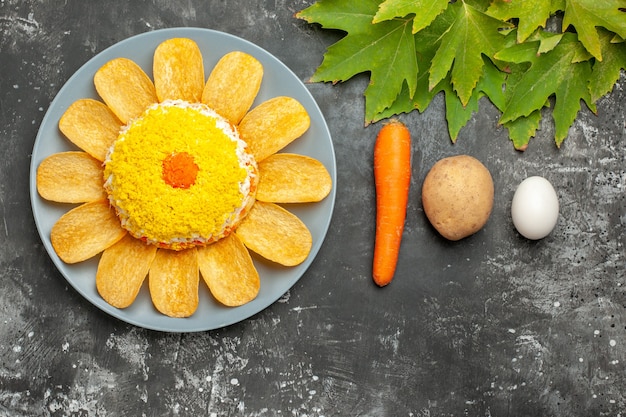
373, 277, 392, 287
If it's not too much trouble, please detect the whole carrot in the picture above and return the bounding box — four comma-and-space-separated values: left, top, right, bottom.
373, 120, 411, 287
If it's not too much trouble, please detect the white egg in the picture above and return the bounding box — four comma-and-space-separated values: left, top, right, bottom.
511, 176, 559, 240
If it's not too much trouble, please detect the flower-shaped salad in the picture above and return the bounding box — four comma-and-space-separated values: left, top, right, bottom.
36, 38, 332, 318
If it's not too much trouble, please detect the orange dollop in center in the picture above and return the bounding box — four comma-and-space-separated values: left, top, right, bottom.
162, 152, 199, 189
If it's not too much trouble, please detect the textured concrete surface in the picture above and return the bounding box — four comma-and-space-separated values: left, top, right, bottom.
1, 1, 625, 416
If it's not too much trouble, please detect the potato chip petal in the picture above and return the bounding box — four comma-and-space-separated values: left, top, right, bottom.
202, 51, 263, 125
96, 234, 157, 308
235, 201, 312, 266
153, 38, 204, 103
51, 200, 126, 264
256, 153, 332, 203
59, 99, 122, 161
94, 57, 157, 124
197, 234, 260, 306
37, 152, 107, 203
238, 96, 310, 162
149, 248, 199, 318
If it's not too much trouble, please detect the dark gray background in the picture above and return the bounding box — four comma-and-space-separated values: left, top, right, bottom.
1, 1, 624, 416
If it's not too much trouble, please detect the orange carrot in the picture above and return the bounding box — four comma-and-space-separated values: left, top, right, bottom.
373, 120, 411, 287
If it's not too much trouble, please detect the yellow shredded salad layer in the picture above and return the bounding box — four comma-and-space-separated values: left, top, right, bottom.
103, 100, 257, 250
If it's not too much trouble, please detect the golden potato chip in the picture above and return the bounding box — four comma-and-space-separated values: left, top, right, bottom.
94, 57, 157, 124
149, 248, 199, 318
256, 153, 332, 203
235, 201, 312, 266
51, 200, 126, 264
238, 96, 310, 162
96, 234, 157, 308
37, 152, 107, 203
59, 99, 121, 161
153, 38, 205, 103
197, 234, 260, 306
202, 51, 263, 124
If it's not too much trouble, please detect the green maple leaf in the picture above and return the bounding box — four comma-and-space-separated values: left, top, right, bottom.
486, 0, 564, 42
443, 84, 478, 142
298, 0, 624, 149
529, 31, 565, 55
376, 54, 507, 141
297, 0, 418, 123
369, 3, 457, 122
295, 0, 383, 30
444, 56, 507, 141
499, 33, 595, 147
504, 111, 543, 150
589, 29, 626, 102
498, 62, 544, 150
372, 0, 449, 33
428, 1, 513, 106
495, 41, 543, 64
563, 0, 626, 60
387, 53, 508, 144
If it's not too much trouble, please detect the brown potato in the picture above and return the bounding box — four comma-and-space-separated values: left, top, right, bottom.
256, 153, 332, 203
59, 99, 121, 161
153, 38, 205, 103
421, 155, 494, 241
94, 57, 157, 124
37, 152, 106, 203
148, 248, 199, 318
202, 51, 263, 125
197, 234, 260, 306
96, 234, 157, 308
51, 200, 127, 263
238, 96, 310, 162
235, 201, 312, 266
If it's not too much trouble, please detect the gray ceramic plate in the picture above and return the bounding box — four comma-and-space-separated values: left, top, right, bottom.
29, 28, 336, 332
